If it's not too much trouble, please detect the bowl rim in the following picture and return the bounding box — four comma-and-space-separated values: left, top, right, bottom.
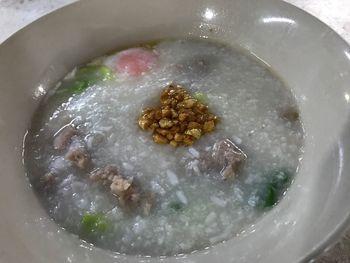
1, 0, 350, 262
272, 2, 350, 262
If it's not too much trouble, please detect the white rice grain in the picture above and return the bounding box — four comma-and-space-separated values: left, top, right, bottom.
176, 191, 188, 204
166, 170, 179, 185
188, 147, 200, 158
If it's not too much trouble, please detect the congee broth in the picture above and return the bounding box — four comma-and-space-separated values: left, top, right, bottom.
24, 39, 303, 256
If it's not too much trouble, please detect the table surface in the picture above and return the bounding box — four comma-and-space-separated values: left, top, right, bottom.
0, 0, 349, 262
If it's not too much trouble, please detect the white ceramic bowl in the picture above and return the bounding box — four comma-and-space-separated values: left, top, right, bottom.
1, 0, 350, 262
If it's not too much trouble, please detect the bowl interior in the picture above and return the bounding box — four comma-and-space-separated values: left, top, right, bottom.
1, 0, 350, 262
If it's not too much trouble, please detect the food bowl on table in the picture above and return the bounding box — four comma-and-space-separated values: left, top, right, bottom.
1, 0, 350, 262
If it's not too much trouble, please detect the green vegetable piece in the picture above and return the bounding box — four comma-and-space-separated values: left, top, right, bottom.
251, 169, 291, 209
55, 79, 89, 98
67, 80, 89, 93
254, 184, 275, 208
57, 65, 114, 97
270, 169, 290, 191
281, 107, 300, 122
81, 213, 110, 240
194, 92, 209, 104
75, 65, 114, 85
169, 202, 184, 211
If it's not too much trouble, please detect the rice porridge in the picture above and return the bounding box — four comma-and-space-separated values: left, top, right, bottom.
24, 39, 304, 256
